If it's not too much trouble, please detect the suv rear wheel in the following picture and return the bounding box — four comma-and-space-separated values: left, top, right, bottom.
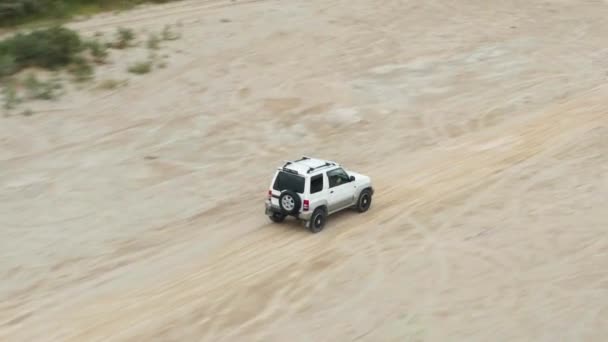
269, 212, 286, 223
309, 207, 327, 233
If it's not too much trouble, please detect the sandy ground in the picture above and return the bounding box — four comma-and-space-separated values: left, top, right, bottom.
1, 0, 608, 340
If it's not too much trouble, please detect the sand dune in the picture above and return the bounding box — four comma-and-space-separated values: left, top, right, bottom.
1, 0, 607, 341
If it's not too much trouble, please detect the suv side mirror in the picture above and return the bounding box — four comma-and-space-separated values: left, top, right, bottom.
349, 175, 355, 182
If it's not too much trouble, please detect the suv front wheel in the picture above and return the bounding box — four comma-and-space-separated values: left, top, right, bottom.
356, 189, 372, 213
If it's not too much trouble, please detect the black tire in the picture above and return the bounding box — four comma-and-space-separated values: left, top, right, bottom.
309, 207, 327, 233
269, 212, 286, 223
279, 190, 301, 215
356, 189, 372, 213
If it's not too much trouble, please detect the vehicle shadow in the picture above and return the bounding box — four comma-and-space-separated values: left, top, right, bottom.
269, 208, 360, 233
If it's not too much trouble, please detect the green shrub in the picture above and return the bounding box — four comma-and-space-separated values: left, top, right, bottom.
21, 109, 34, 116
0, 1, 183, 27
127, 60, 152, 74
147, 33, 160, 50
111, 27, 135, 49
2, 78, 20, 110
96, 78, 128, 90
0, 26, 83, 74
68, 57, 93, 82
84, 39, 108, 64
0, 54, 17, 78
23, 73, 63, 100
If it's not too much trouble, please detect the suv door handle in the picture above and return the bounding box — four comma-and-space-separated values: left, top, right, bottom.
330, 190, 334, 194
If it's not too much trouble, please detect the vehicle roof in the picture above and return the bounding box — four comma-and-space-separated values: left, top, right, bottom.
279, 157, 339, 177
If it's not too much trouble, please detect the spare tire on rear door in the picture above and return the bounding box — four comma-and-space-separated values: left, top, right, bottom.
279, 190, 301, 215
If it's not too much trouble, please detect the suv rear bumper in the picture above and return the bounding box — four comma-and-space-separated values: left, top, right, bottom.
265, 200, 312, 221
265, 200, 279, 215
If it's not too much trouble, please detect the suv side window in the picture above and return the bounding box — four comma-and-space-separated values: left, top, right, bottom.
327, 168, 350, 188
310, 174, 324, 194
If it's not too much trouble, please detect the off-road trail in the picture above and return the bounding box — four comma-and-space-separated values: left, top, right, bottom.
1, 0, 607, 341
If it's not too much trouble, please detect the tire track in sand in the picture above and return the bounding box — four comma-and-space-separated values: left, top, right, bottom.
370, 129, 582, 340
221, 84, 607, 342
3, 85, 606, 341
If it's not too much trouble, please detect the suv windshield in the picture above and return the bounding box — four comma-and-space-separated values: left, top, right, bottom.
273, 171, 305, 194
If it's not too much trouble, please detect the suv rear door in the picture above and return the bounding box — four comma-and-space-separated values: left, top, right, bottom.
270, 170, 305, 207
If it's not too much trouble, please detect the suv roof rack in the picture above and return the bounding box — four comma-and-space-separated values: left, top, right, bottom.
306, 161, 336, 174
282, 156, 311, 169
280, 167, 300, 175
279, 157, 338, 176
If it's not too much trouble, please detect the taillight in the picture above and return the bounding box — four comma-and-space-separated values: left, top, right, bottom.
303, 199, 309, 211
268, 190, 272, 199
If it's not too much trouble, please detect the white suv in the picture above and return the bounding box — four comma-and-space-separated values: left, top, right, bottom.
265, 156, 374, 233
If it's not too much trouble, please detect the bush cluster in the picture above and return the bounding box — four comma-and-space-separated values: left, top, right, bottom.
0, 25, 83, 77
0, 0, 179, 26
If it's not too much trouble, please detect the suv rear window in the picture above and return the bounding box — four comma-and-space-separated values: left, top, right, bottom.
273, 171, 305, 194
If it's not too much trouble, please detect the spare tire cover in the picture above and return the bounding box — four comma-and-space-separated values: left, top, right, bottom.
279, 190, 301, 215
